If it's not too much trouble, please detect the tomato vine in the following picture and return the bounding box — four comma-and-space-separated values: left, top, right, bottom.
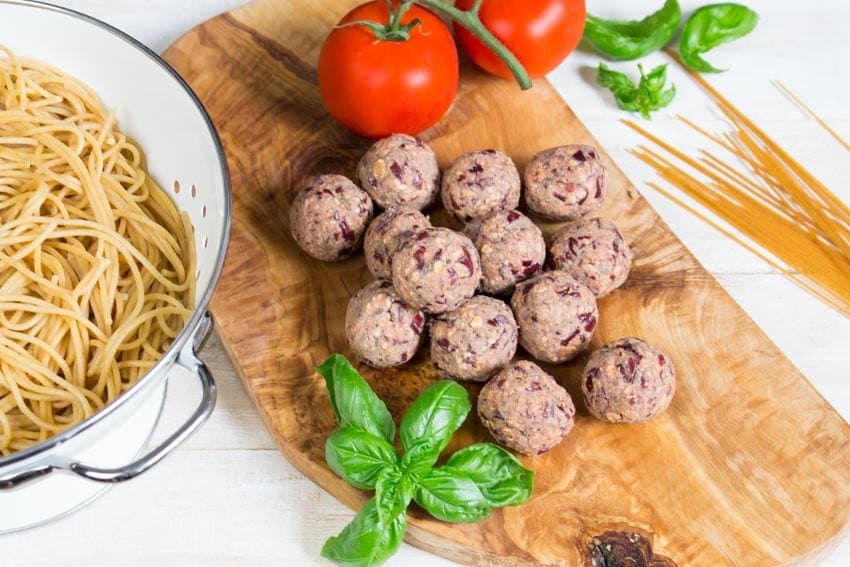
348, 0, 533, 90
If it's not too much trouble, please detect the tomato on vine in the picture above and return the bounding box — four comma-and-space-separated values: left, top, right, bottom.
318, 1, 459, 138
454, 0, 587, 79
318, 0, 540, 137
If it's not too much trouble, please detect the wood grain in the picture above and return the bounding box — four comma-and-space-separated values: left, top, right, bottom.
163, 1, 850, 564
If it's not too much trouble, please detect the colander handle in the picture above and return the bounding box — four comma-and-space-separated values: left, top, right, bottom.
0, 313, 217, 490
65, 313, 218, 483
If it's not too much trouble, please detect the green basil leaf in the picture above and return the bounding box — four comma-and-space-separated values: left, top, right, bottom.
584, 0, 681, 61
637, 64, 676, 118
316, 354, 395, 443
325, 427, 399, 490
640, 63, 668, 94
400, 380, 470, 457
321, 497, 407, 567
400, 438, 440, 481
655, 83, 677, 108
597, 64, 636, 97
414, 468, 492, 523
679, 3, 759, 73
444, 443, 534, 508
374, 466, 414, 524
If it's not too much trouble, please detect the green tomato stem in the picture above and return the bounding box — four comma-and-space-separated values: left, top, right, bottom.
388, 0, 414, 34
414, 0, 533, 90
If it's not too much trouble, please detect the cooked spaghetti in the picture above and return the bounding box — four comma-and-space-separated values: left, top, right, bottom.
0, 47, 195, 456
626, 59, 850, 318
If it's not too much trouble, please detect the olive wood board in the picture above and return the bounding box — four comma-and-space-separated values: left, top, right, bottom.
163, 1, 850, 564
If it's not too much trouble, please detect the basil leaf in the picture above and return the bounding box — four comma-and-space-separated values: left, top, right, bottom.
584, 0, 681, 61
444, 443, 534, 508
321, 498, 406, 567
316, 354, 395, 443
325, 427, 399, 490
679, 3, 759, 72
374, 466, 414, 524
414, 468, 492, 523
597, 63, 676, 119
400, 380, 470, 458
641, 63, 668, 94
597, 64, 636, 99
400, 438, 440, 481
637, 63, 676, 119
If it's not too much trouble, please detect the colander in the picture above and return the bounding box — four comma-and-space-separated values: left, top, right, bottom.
0, 0, 231, 531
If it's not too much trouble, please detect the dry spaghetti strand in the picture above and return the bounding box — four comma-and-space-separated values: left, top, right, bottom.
0, 47, 195, 456
626, 59, 850, 319
774, 81, 850, 153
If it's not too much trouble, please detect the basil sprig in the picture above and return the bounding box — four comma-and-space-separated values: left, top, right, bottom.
316, 354, 534, 567
597, 63, 676, 120
584, 0, 681, 61
679, 3, 759, 73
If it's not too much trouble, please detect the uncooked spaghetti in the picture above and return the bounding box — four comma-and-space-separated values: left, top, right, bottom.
626, 61, 850, 317
0, 47, 195, 455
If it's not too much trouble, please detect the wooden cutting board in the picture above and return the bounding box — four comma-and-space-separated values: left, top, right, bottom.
163, 1, 850, 564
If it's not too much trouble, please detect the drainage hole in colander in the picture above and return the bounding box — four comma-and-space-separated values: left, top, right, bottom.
173, 180, 181, 194
202, 205, 207, 218
191, 184, 197, 198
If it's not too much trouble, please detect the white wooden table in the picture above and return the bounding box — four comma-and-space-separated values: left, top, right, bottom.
6, 1, 849, 565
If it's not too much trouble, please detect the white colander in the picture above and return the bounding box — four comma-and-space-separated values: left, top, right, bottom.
0, 0, 231, 531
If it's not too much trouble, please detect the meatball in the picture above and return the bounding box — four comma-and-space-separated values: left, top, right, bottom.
289, 174, 373, 262
548, 217, 633, 298
582, 337, 676, 423
511, 271, 598, 363
392, 227, 482, 314
430, 296, 518, 382
364, 207, 431, 279
345, 280, 426, 368
478, 360, 575, 456
357, 133, 440, 211
524, 145, 607, 221
469, 209, 545, 295
441, 149, 521, 223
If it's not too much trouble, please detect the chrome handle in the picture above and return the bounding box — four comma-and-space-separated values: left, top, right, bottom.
67, 353, 215, 483
0, 313, 217, 489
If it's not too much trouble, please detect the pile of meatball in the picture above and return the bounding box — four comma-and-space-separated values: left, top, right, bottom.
290, 134, 676, 457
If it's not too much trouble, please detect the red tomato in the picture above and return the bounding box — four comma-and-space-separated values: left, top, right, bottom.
454, 0, 586, 79
318, 1, 459, 138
